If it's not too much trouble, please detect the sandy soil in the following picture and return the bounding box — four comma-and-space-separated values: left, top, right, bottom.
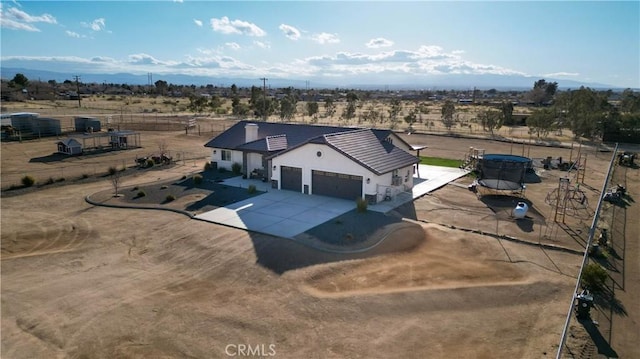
2, 159, 583, 359
3, 117, 626, 358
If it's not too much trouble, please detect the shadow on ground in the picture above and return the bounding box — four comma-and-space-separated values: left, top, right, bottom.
578, 318, 619, 358
249, 203, 424, 274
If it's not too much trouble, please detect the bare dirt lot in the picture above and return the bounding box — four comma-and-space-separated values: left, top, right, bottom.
3, 124, 611, 358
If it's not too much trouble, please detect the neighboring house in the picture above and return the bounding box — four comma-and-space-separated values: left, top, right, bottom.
57, 138, 83, 155
204, 121, 420, 203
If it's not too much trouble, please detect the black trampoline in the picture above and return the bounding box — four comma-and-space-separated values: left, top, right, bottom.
477, 154, 531, 191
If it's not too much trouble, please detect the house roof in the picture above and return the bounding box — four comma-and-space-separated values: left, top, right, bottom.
205, 120, 418, 175
58, 138, 82, 147
318, 129, 419, 175
204, 120, 396, 153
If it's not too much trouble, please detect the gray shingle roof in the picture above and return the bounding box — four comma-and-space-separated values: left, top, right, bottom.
204, 120, 394, 152
321, 129, 419, 175
204, 120, 417, 174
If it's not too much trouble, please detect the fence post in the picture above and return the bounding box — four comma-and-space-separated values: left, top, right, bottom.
555, 143, 619, 359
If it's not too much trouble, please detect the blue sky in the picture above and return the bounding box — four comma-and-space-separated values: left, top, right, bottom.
1, 1, 639, 88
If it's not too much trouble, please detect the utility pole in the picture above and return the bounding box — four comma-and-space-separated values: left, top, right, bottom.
260, 77, 268, 121
74, 75, 82, 108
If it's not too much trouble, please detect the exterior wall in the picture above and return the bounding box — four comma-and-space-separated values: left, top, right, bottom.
247, 152, 263, 174
211, 148, 243, 170
271, 143, 381, 197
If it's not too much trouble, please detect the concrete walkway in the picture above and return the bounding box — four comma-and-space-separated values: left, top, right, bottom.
195, 164, 468, 238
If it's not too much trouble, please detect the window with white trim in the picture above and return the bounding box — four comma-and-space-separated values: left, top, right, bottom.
221, 150, 232, 161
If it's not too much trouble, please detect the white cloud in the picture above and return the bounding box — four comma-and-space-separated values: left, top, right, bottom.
66, 30, 82, 38
81, 18, 106, 31
128, 53, 165, 65
366, 37, 393, 48
6, 7, 56, 24
254, 40, 270, 49
210, 16, 266, 36
543, 72, 579, 77
0, 5, 56, 31
279, 24, 301, 40
194, 19, 203, 27
311, 32, 340, 44
0, 43, 529, 84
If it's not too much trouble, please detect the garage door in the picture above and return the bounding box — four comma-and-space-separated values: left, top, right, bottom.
281, 166, 302, 192
312, 170, 362, 200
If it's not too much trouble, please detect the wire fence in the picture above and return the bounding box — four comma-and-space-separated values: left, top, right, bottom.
1, 150, 209, 190
555, 143, 619, 359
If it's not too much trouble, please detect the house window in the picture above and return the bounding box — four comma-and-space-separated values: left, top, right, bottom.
221, 150, 232, 161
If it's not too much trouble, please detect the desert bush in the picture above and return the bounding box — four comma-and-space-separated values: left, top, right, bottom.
136, 190, 146, 198
193, 174, 203, 185
181, 175, 187, 180
231, 162, 242, 175
581, 263, 608, 292
247, 184, 257, 194
204, 162, 212, 171
45, 177, 55, 185
81, 173, 90, 179
160, 185, 168, 189
146, 159, 155, 168
356, 197, 368, 212
165, 194, 176, 202
108, 166, 117, 176
21, 175, 35, 187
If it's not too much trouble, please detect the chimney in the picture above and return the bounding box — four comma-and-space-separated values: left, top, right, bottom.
245, 123, 259, 143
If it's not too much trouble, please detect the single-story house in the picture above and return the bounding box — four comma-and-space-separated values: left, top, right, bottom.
204, 121, 421, 203
57, 138, 83, 155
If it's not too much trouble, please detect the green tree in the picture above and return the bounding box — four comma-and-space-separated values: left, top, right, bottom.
564, 87, 612, 140
279, 94, 298, 122
441, 100, 456, 131
501, 101, 514, 125
619, 88, 640, 113
529, 79, 558, 105
341, 92, 358, 122
187, 95, 209, 114
404, 109, 418, 131
10, 73, 29, 88
478, 108, 503, 135
306, 101, 319, 120
388, 98, 403, 122
526, 108, 556, 138
324, 97, 336, 118
154, 80, 168, 96
581, 263, 608, 292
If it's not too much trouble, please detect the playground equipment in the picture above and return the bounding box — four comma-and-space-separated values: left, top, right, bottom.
545, 177, 590, 222
475, 154, 532, 192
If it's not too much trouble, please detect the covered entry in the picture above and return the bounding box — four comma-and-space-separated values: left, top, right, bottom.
312, 170, 362, 200
281, 166, 302, 192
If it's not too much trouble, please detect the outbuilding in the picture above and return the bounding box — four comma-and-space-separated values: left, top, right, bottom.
57, 138, 83, 155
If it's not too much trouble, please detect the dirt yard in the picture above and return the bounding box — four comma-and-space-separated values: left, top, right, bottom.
3, 97, 632, 358
2, 123, 612, 358
1, 172, 581, 358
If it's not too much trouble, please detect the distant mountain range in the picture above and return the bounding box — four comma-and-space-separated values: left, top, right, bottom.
0, 67, 626, 91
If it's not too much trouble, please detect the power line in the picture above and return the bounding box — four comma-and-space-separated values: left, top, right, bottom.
260, 77, 268, 121
73, 75, 82, 108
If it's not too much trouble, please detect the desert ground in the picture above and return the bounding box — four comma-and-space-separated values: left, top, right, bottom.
2, 100, 637, 358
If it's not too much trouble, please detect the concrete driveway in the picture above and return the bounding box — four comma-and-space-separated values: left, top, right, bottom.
194, 164, 468, 238
195, 190, 354, 238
